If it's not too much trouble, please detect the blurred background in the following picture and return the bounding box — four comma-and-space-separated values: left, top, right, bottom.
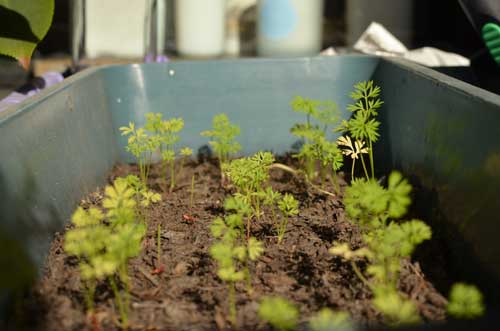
0, 0, 489, 99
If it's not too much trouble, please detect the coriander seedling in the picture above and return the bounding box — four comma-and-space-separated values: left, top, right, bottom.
277, 193, 299, 243
290, 96, 341, 180
189, 174, 195, 212
309, 308, 352, 331
120, 122, 160, 186
258, 296, 299, 331
179, 147, 193, 177
336, 81, 383, 178
223, 152, 275, 238
260, 187, 282, 225
201, 113, 241, 174
210, 195, 264, 323
329, 171, 432, 325
447, 283, 485, 319
65, 178, 146, 330
157, 116, 185, 191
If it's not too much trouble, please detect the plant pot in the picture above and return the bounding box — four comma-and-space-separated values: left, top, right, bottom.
1, 55, 500, 329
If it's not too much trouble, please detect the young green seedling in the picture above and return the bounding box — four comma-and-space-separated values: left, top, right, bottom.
290, 96, 341, 180
115, 175, 161, 221
158, 116, 185, 191
64, 207, 109, 314
258, 296, 299, 331
277, 193, 299, 243
260, 187, 282, 225
189, 174, 195, 212
223, 152, 275, 238
447, 283, 485, 319
152, 223, 165, 275
120, 122, 160, 186
329, 172, 431, 325
179, 147, 193, 175
65, 178, 146, 330
336, 81, 383, 179
210, 195, 264, 324
201, 113, 242, 174
309, 308, 352, 331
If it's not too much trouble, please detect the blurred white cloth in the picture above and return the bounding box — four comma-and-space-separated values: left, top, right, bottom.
322, 22, 470, 67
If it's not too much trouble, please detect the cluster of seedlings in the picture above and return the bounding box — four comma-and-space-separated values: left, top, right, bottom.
63, 81, 485, 330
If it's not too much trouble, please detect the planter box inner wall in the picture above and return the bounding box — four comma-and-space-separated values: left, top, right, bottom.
1, 56, 500, 316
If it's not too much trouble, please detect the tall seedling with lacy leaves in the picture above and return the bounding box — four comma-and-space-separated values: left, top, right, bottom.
65, 179, 146, 330
210, 196, 264, 324
223, 152, 275, 238
201, 113, 241, 175
290, 96, 343, 181
337, 81, 383, 179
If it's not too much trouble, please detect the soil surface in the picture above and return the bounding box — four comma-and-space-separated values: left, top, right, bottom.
19, 159, 448, 331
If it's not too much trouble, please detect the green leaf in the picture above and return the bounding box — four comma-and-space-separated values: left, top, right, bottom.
278, 194, 299, 217
447, 283, 485, 319
210, 218, 227, 238
248, 237, 264, 261
386, 171, 412, 218
309, 308, 352, 331
372, 286, 420, 325
258, 297, 299, 331
0, 0, 55, 63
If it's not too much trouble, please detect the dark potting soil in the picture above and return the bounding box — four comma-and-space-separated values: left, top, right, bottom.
19, 159, 448, 331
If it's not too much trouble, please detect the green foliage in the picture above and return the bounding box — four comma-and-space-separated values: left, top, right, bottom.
209, 194, 264, 325
120, 122, 160, 185
309, 308, 352, 331
115, 175, 161, 209
336, 81, 383, 178
330, 171, 432, 325
290, 96, 342, 180
121, 113, 189, 191
223, 152, 275, 236
276, 193, 299, 243
223, 151, 274, 195
201, 113, 241, 167
145, 113, 186, 191
372, 286, 420, 325
64, 178, 146, 328
0, 0, 54, 66
258, 296, 299, 331
344, 171, 412, 229
447, 283, 485, 319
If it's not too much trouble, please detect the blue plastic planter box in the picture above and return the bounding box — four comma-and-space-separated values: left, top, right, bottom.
1, 55, 500, 328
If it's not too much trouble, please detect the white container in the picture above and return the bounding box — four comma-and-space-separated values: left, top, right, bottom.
257, 0, 324, 57
175, 0, 226, 57
85, 0, 147, 58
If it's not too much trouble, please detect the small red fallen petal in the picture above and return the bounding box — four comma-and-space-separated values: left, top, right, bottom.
182, 214, 196, 222
152, 265, 165, 275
